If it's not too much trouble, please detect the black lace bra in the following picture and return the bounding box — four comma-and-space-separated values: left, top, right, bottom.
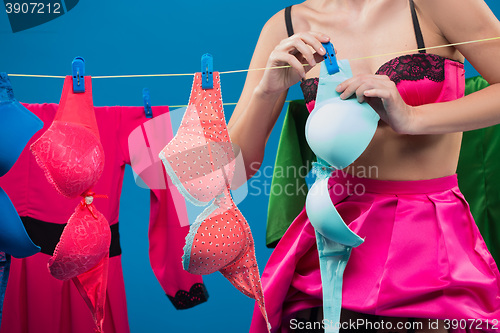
300, 53, 463, 106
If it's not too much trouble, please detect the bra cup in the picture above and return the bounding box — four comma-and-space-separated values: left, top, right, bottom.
160, 73, 235, 205
305, 60, 380, 170
306, 98, 379, 169
305, 60, 372, 246
182, 191, 271, 330
0, 101, 43, 177
48, 204, 111, 280
0, 188, 40, 258
306, 178, 364, 247
183, 197, 246, 275
161, 139, 236, 206
0, 72, 43, 177
31, 121, 105, 198
0, 74, 42, 258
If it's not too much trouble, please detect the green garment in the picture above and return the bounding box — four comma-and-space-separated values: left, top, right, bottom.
266, 76, 500, 264
266, 100, 315, 248
456, 76, 500, 262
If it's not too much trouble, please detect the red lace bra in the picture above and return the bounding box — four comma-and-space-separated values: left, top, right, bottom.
30, 76, 109, 332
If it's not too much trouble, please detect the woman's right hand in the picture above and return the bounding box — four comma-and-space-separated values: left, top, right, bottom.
257, 32, 331, 95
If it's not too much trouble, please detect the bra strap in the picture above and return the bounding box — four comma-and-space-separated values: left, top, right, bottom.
285, 6, 294, 37
409, 0, 426, 53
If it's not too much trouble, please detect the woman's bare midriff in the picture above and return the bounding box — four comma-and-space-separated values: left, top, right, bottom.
345, 123, 463, 181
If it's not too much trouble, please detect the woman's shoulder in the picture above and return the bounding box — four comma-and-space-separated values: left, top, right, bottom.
414, 0, 496, 30
262, 3, 313, 37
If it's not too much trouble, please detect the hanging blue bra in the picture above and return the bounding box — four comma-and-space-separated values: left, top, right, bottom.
304, 57, 379, 332
0, 72, 42, 258
0, 72, 43, 328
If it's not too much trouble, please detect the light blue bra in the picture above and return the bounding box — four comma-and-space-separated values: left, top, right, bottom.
304, 58, 379, 332
305, 59, 380, 170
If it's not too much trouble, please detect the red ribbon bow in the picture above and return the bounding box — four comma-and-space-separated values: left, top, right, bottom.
80, 190, 108, 219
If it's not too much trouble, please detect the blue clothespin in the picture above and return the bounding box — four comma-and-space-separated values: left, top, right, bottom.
72, 57, 85, 93
201, 53, 213, 90
143, 88, 153, 118
322, 42, 339, 75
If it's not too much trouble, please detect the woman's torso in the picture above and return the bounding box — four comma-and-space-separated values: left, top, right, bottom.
290, 0, 465, 180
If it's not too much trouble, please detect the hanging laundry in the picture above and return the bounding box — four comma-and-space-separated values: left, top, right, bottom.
0, 72, 43, 327
128, 109, 207, 306
0, 72, 42, 258
160, 73, 271, 331
30, 76, 110, 332
0, 99, 207, 333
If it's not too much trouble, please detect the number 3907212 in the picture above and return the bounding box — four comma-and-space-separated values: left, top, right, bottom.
5, 3, 61, 14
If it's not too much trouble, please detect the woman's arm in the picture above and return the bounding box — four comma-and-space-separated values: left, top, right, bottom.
408, 0, 500, 134
337, 0, 500, 135
228, 9, 327, 179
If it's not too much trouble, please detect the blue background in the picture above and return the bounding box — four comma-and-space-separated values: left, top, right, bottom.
1, 1, 499, 332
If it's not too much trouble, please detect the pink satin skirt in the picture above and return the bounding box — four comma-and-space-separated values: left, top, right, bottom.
250, 172, 500, 333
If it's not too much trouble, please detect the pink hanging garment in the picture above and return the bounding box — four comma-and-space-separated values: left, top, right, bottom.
160, 73, 271, 331
30, 76, 110, 332
0, 102, 206, 333
128, 109, 209, 306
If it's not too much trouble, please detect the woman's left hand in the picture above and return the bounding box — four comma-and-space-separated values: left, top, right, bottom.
336, 74, 416, 134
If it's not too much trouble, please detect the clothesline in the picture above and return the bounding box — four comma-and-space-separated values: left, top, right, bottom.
7, 37, 500, 79
7, 37, 500, 108
168, 101, 302, 108
170, 102, 238, 108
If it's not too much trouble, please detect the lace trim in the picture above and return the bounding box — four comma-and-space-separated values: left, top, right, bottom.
159, 150, 210, 207
181, 198, 220, 270
375, 53, 445, 85
300, 77, 319, 106
167, 283, 209, 310
300, 54, 449, 102
30, 122, 105, 199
